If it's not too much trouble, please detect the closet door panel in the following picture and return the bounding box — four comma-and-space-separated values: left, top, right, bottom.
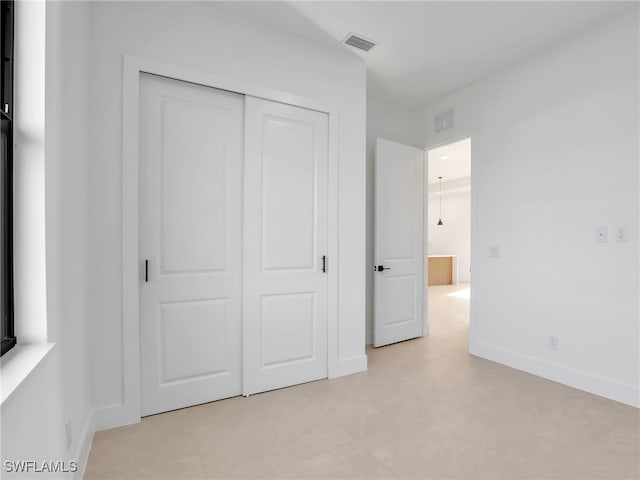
139, 73, 243, 416
243, 97, 329, 395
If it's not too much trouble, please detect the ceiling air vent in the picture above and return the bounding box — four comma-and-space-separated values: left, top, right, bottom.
344, 33, 376, 52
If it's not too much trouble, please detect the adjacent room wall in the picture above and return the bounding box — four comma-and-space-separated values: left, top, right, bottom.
417, 9, 639, 406
365, 98, 419, 344
428, 190, 471, 283
87, 1, 367, 425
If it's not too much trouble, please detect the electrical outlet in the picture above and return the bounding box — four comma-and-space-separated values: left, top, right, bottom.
65, 421, 72, 449
595, 227, 608, 243
548, 336, 559, 351
615, 226, 628, 242
489, 245, 500, 258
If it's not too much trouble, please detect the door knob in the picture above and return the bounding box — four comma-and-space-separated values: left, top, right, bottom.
376, 265, 391, 272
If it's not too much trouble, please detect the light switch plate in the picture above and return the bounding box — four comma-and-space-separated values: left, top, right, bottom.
615, 226, 628, 242
489, 245, 500, 258
595, 227, 608, 243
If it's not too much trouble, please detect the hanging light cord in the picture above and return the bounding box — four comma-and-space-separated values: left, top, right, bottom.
437, 176, 444, 226
439, 177, 442, 218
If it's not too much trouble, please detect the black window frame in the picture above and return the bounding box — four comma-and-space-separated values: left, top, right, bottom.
1, 0, 15, 357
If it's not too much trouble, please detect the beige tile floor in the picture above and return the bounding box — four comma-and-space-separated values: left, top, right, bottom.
85, 284, 640, 479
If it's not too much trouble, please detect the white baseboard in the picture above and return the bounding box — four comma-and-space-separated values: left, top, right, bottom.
92, 403, 140, 432
73, 403, 142, 478
329, 354, 368, 378
90, 358, 368, 433
72, 412, 94, 480
471, 340, 640, 408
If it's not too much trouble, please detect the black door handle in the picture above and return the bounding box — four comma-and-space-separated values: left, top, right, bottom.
322, 255, 327, 273
145, 260, 149, 282
376, 265, 391, 272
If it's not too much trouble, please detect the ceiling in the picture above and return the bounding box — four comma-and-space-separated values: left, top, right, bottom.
213, 1, 635, 110
427, 137, 470, 186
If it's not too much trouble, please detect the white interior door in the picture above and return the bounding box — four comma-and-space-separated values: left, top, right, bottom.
374, 138, 425, 347
243, 97, 329, 396
139, 73, 244, 415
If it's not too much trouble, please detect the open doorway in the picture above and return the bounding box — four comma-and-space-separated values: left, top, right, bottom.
425, 138, 471, 348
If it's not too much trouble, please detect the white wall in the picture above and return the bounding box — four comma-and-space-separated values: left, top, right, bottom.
366, 98, 419, 344
428, 190, 471, 283
44, 0, 93, 469
417, 10, 639, 406
1, 350, 67, 479
2, 1, 93, 477
87, 1, 367, 422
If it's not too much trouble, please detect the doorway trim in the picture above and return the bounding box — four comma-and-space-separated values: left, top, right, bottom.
120, 54, 339, 426
423, 135, 476, 353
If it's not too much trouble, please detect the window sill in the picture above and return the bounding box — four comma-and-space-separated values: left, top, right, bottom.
0, 343, 55, 406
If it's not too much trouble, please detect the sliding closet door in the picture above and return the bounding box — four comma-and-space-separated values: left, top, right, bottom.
243, 97, 329, 395
139, 73, 243, 416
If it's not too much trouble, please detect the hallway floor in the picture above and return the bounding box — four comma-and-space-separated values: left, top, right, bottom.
85, 284, 639, 479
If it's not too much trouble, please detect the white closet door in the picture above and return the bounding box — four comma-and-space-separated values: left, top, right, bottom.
139, 73, 243, 416
243, 97, 329, 396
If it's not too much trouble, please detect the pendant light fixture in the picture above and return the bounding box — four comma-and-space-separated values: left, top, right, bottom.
437, 176, 444, 226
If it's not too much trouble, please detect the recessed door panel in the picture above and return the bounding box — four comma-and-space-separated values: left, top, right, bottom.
160, 299, 228, 383
380, 153, 417, 261
160, 99, 228, 274
140, 73, 243, 415
260, 293, 315, 367
380, 275, 416, 330
262, 116, 316, 271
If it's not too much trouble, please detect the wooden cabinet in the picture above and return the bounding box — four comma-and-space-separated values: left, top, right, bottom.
427, 255, 458, 286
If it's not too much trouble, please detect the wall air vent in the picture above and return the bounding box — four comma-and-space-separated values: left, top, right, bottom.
435, 109, 454, 133
344, 33, 376, 52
